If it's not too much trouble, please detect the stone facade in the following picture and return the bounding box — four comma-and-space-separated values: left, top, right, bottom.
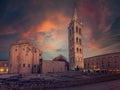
9, 40, 42, 74
42, 60, 66, 73
84, 52, 120, 72
68, 7, 84, 70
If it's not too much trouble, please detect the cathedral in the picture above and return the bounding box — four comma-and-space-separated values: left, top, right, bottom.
8, 5, 82, 74
68, 7, 84, 70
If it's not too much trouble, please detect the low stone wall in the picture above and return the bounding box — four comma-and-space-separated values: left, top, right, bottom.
44, 73, 120, 89
0, 73, 120, 90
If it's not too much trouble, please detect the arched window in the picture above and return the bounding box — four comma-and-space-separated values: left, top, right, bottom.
23, 64, 25, 67
79, 28, 81, 35
76, 37, 78, 44
76, 48, 78, 52
15, 49, 17, 51
28, 64, 30, 67
80, 48, 82, 53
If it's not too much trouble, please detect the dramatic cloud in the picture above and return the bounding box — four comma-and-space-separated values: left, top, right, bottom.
0, 0, 120, 60
76, 0, 120, 57
20, 11, 70, 58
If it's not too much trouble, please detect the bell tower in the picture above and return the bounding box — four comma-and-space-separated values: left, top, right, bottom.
68, 5, 84, 70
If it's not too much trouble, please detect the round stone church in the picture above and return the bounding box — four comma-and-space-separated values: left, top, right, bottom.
9, 40, 42, 74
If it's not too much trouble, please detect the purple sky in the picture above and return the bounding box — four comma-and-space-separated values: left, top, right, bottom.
0, 0, 120, 60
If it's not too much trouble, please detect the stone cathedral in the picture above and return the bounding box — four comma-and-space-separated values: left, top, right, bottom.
68, 7, 84, 70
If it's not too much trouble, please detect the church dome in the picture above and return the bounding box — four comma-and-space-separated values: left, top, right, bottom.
53, 55, 67, 62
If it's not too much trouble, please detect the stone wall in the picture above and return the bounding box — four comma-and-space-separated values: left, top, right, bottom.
42, 60, 66, 73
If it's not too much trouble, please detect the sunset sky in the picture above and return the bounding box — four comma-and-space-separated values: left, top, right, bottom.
0, 0, 120, 60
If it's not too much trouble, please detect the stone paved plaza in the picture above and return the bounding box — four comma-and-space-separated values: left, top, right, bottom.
0, 72, 120, 90
50, 79, 120, 90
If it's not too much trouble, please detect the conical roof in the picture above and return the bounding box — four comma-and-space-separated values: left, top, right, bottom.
72, 7, 78, 20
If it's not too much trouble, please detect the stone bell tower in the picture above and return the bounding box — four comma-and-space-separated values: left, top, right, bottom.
68, 5, 84, 70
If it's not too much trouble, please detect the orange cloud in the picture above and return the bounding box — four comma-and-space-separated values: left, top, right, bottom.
35, 35, 44, 43
20, 11, 70, 54
21, 27, 35, 37
36, 20, 58, 33
21, 11, 70, 46
21, 20, 59, 38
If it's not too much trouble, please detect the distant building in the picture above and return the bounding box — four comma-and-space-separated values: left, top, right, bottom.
9, 40, 42, 74
68, 6, 84, 70
84, 52, 120, 72
53, 55, 69, 71
42, 60, 66, 73
0, 60, 8, 73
